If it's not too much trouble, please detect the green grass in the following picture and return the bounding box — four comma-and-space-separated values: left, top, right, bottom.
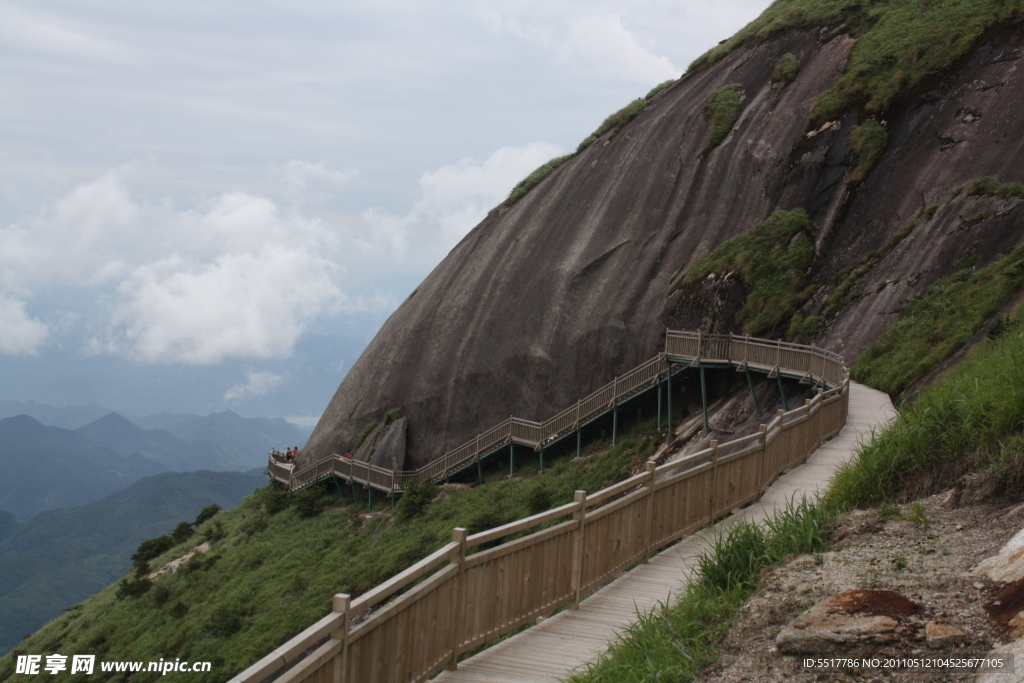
772, 53, 801, 85
788, 313, 822, 343
673, 209, 816, 335
0, 423, 660, 682
851, 238, 1024, 395
688, 0, 1024, 126
577, 98, 650, 153
849, 118, 888, 185
567, 499, 832, 683
703, 84, 744, 150
833, 326, 1024, 508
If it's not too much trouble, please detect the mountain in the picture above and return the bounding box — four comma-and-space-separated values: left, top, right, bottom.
75, 413, 213, 472
0, 401, 113, 430
0, 469, 267, 655
0, 415, 167, 518
304, 20, 1024, 471
156, 411, 310, 468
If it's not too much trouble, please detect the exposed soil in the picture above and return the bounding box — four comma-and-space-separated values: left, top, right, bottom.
699, 493, 1024, 682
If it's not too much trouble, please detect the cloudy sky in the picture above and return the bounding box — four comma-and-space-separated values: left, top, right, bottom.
0, 0, 771, 423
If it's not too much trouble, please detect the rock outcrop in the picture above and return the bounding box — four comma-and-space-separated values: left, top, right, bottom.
304, 26, 1024, 471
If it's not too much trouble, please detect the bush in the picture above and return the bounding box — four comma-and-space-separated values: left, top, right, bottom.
788, 314, 822, 343
294, 488, 327, 518
115, 576, 151, 600
356, 421, 377, 447
849, 118, 888, 185
131, 536, 174, 571
203, 520, 226, 543
396, 478, 438, 520
703, 84, 744, 150
772, 53, 800, 85
171, 521, 195, 544
809, 89, 848, 127
383, 407, 401, 426
263, 490, 291, 515
194, 504, 221, 527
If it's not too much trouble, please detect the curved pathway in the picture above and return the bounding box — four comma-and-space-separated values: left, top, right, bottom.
433, 381, 897, 683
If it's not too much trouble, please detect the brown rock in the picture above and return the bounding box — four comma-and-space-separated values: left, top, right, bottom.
775, 590, 920, 654
925, 622, 967, 648
1007, 611, 1024, 641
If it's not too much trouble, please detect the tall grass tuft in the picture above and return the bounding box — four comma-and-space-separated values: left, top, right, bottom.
569, 498, 831, 683
703, 84, 744, 150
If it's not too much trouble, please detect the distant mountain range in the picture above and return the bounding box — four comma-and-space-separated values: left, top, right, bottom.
0, 406, 310, 518
0, 469, 266, 655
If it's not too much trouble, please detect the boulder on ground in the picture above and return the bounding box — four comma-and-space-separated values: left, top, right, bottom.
924, 622, 966, 648
775, 590, 920, 654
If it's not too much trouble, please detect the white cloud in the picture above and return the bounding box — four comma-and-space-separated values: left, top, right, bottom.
359, 142, 563, 258
480, 9, 680, 84
280, 160, 358, 202
0, 293, 48, 355
224, 370, 285, 402
115, 247, 344, 364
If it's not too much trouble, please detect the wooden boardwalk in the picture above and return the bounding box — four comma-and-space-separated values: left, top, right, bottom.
433, 381, 896, 683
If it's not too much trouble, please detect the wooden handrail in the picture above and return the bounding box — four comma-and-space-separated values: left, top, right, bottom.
235, 333, 849, 683
276, 330, 846, 495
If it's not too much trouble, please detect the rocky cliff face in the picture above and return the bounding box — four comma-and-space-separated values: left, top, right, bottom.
305, 26, 1024, 471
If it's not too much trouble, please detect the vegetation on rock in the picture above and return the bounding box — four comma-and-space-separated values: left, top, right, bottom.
848, 118, 888, 185
689, 0, 1024, 125
702, 84, 744, 150
851, 237, 1024, 395
771, 52, 801, 85
674, 209, 817, 335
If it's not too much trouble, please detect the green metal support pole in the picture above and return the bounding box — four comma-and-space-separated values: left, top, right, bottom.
746, 370, 760, 410
476, 460, 483, 485
509, 443, 514, 477
777, 375, 788, 411
612, 405, 618, 446
390, 494, 394, 509
539, 448, 544, 473
368, 487, 373, 510
576, 428, 581, 458
666, 361, 673, 442
657, 381, 662, 431
350, 481, 357, 502
700, 365, 709, 435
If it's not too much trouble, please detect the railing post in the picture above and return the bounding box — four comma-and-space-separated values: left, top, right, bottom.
446, 528, 468, 670
331, 593, 350, 683
756, 424, 768, 494
570, 490, 587, 609
708, 439, 719, 520
642, 462, 656, 562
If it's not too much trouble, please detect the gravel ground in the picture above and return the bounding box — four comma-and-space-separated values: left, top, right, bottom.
699, 493, 1024, 682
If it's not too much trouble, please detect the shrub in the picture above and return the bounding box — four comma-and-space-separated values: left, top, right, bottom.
263, 489, 291, 515
356, 421, 377, 447
772, 53, 800, 85
203, 520, 226, 543
703, 84, 744, 150
396, 478, 438, 520
131, 536, 174, 571
115, 576, 151, 600
788, 314, 822, 343
849, 118, 888, 185
383, 407, 401, 426
809, 89, 848, 127
526, 483, 553, 515
194, 504, 221, 527
294, 488, 327, 518
170, 521, 195, 544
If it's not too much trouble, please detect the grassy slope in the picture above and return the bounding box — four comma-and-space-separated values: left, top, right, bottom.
851, 180, 1024, 395
0, 427, 660, 682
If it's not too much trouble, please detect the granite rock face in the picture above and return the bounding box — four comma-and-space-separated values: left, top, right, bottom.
351, 417, 407, 471
304, 27, 1024, 471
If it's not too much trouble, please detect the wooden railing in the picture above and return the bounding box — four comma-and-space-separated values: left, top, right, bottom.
273, 331, 846, 495
237, 333, 849, 683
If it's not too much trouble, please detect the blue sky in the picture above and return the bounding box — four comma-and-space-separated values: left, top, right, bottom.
0, 0, 770, 423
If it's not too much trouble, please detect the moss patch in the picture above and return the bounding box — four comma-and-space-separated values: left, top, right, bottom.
849, 118, 888, 185
772, 52, 801, 85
